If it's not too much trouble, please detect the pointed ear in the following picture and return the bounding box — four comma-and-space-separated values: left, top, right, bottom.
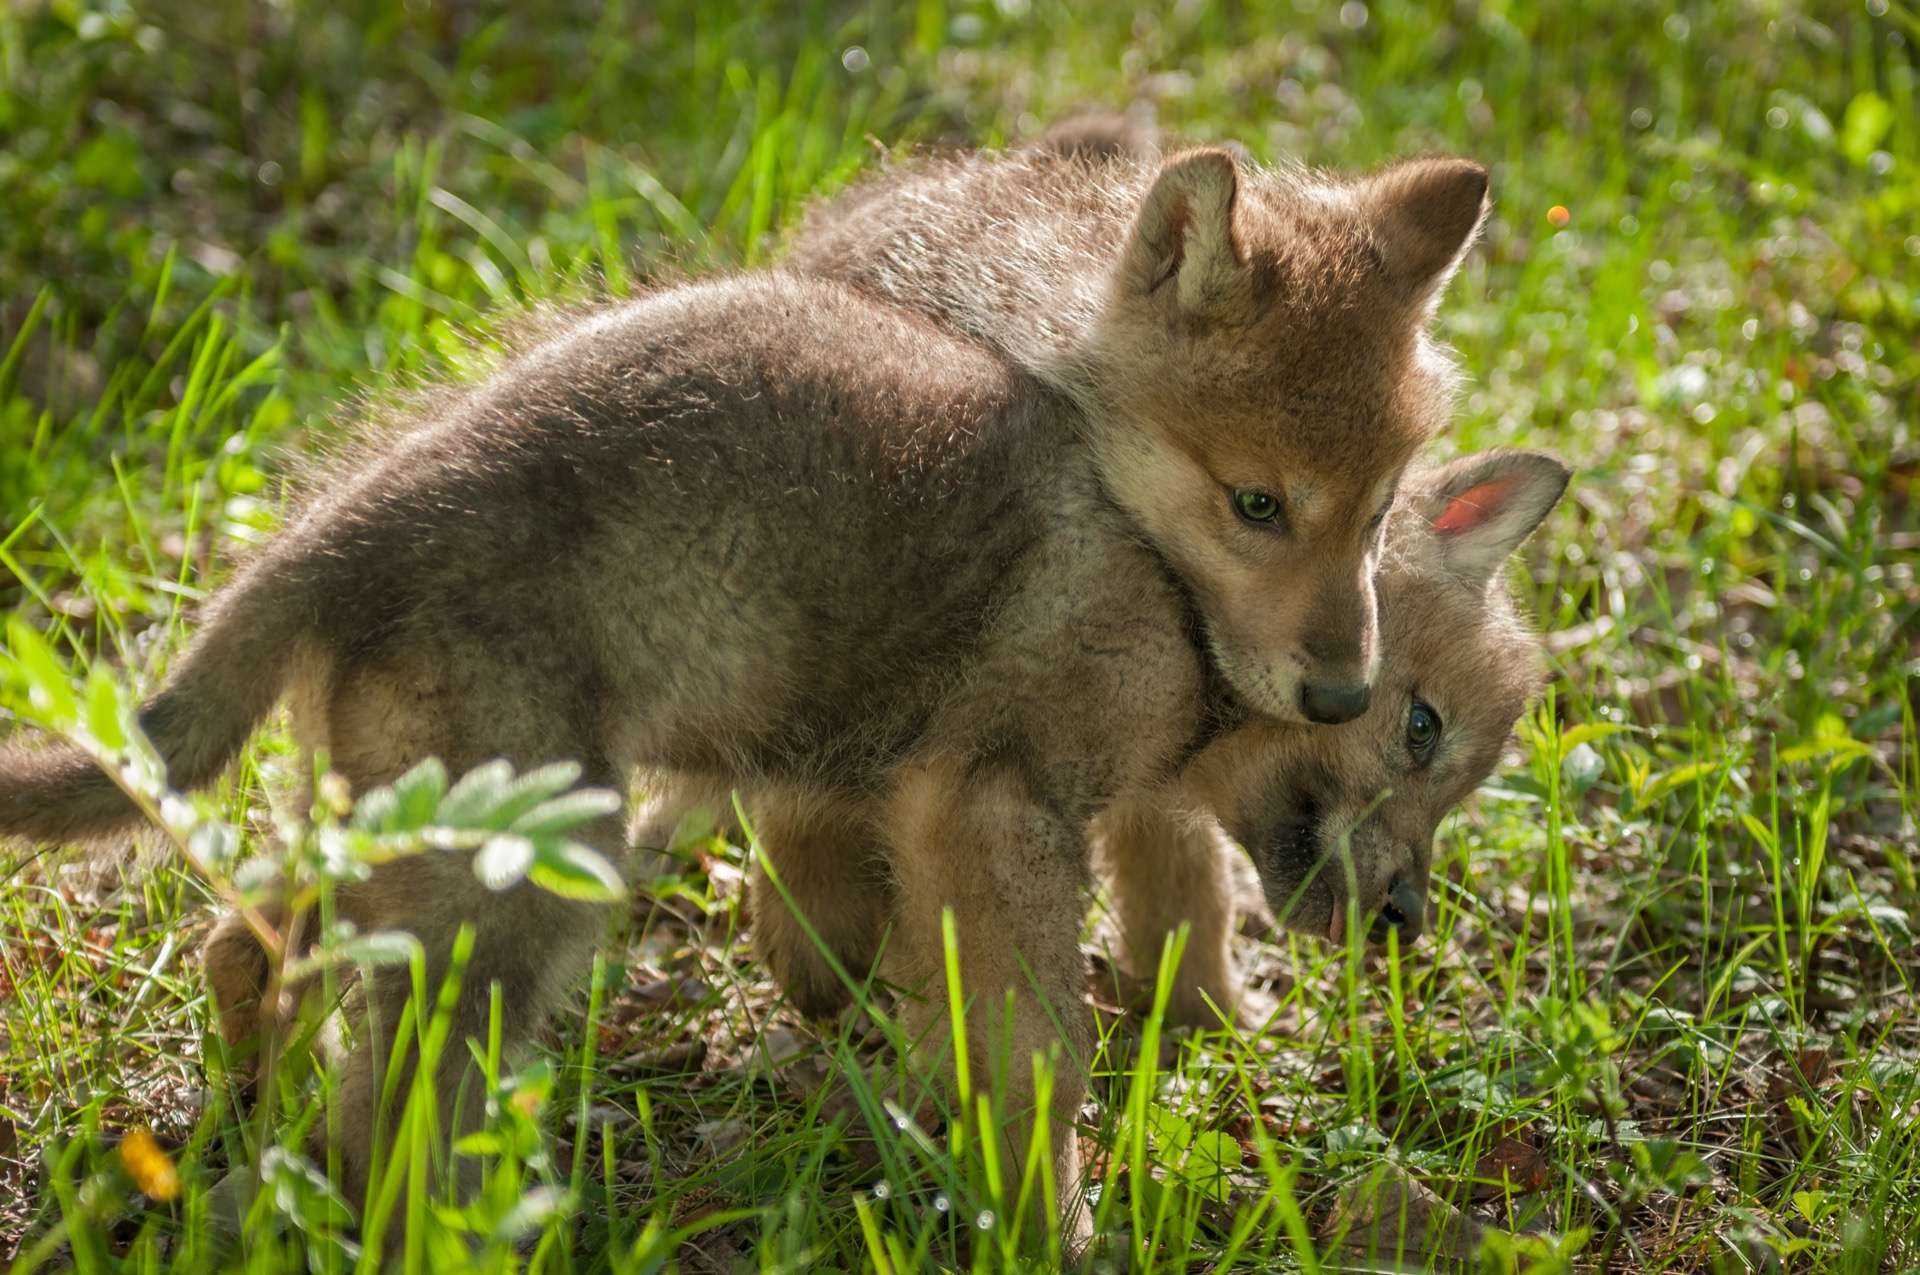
1361, 157, 1490, 307
1415, 450, 1569, 589
1119, 148, 1248, 315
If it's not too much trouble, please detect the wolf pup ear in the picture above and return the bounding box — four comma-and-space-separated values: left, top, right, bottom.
1121, 148, 1248, 315
1361, 157, 1490, 307
1419, 449, 1570, 589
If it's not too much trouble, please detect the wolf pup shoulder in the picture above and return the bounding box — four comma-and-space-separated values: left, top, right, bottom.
788, 141, 1492, 724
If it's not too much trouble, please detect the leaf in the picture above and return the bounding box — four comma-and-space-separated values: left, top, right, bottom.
390, 757, 449, 828
527, 840, 626, 901
350, 783, 399, 832
1841, 91, 1892, 166
472, 833, 536, 890
1739, 813, 1778, 855
1637, 757, 1722, 806
7, 618, 78, 727
1558, 721, 1630, 753
1633, 1138, 1709, 1190
333, 929, 421, 969
453, 1130, 507, 1156
1185, 1129, 1243, 1202
1472, 1137, 1551, 1200
509, 787, 623, 838
1141, 1103, 1195, 1153
491, 1185, 571, 1240
1797, 98, 1834, 146
1777, 736, 1874, 767
1561, 742, 1605, 796
84, 666, 127, 753
1792, 1189, 1828, 1223
1479, 774, 1550, 804
187, 818, 239, 871
436, 759, 518, 826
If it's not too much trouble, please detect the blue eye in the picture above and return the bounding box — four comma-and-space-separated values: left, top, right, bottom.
1407, 699, 1442, 764
1232, 488, 1284, 526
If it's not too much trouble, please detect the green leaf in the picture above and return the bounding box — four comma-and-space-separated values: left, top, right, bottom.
334, 929, 421, 968
1792, 1189, 1828, 1223
1480, 774, 1550, 804
472, 833, 536, 891
1739, 813, 1778, 855
1777, 736, 1873, 766
1638, 757, 1722, 806
527, 840, 626, 901
350, 784, 399, 832
1185, 1130, 1243, 1201
1559, 722, 1630, 753
391, 757, 449, 828
7, 618, 78, 727
510, 787, 622, 838
488, 761, 586, 827
352, 758, 449, 832
453, 1131, 507, 1156
441, 759, 583, 830
436, 759, 518, 827
1841, 91, 1892, 166
1561, 741, 1605, 796
83, 667, 127, 753
490, 1185, 571, 1241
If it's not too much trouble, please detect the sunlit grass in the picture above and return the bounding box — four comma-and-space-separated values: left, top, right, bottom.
2, 0, 1915, 1269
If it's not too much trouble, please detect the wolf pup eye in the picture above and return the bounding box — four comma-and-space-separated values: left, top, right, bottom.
1232, 488, 1285, 527
1407, 698, 1442, 765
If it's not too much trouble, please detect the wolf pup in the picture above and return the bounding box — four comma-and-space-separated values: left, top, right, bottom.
789, 141, 1492, 724
1110, 449, 1568, 1024
0, 265, 1448, 1231
657, 449, 1568, 1030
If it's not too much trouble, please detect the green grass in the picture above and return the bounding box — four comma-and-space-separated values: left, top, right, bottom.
2, 0, 1916, 1269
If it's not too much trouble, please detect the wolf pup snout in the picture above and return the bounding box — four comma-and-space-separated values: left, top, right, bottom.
1300, 678, 1371, 725
1373, 872, 1428, 944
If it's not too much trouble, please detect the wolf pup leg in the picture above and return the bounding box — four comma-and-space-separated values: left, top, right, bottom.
882, 758, 1097, 1245
1093, 794, 1241, 1030
323, 821, 618, 1216
743, 787, 894, 1019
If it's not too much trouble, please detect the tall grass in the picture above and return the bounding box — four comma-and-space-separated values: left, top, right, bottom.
2, 0, 1915, 1269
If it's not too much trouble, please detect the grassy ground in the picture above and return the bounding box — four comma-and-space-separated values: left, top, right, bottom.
1, 0, 1916, 1270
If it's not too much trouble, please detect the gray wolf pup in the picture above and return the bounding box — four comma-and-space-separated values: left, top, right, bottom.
789, 139, 1492, 724
0, 264, 1492, 1227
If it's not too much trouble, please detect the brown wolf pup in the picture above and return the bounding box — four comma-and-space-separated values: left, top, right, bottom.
0, 262, 1469, 1235
654, 449, 1568, 1031
788, 139, 1492, 724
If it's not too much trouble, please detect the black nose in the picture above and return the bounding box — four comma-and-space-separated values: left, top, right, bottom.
1371, 873, 1426, 945
1300, 679, 1370, 724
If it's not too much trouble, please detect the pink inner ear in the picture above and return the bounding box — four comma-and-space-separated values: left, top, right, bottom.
1433, 477, 1517, 534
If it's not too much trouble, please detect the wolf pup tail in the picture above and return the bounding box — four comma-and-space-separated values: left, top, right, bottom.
0, 556, 312, 845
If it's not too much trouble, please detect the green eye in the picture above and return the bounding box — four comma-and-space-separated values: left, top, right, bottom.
1232, 488, 1284, 526
1407, 698, 1442, 765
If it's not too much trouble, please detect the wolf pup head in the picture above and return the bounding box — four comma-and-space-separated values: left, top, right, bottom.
1185, 449, 1569, 943
1084, 148, 1491, 726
